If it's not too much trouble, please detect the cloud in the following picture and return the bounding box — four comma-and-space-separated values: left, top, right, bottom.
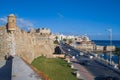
97, 33, 102, 35
0, 16, 34, 31
0, 17, 7, 23
57, 13, 64, 18
17, 18, 34, 30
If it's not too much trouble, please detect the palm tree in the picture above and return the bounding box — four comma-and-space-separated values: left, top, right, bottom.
63, 38, 67, 42
68, 39, 73, 44
54, 40, 59, 44
55, 36, 58, 40
54, 36, 59, 44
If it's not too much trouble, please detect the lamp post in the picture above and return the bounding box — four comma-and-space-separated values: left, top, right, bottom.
108, 29, 112, 64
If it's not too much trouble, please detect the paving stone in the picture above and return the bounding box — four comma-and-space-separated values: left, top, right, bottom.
12, 56, 43, 80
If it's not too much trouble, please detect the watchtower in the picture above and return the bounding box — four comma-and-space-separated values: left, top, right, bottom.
7, 14, 16, 33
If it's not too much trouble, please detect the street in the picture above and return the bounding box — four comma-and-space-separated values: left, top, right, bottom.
61, 44, 120, 80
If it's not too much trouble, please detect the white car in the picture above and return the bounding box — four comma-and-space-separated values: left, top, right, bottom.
68, 49, 71, 51
89, 56, 93, 59
80, 52, 84, 56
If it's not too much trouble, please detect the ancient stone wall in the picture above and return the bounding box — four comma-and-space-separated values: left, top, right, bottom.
0, 26, 10, 60
0, 26, 54, 63
15, 27, 54, 63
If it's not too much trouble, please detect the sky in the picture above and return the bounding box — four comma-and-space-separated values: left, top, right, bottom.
0, 0, 120, 40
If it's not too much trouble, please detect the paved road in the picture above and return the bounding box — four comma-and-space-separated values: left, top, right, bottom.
79, 56, 120, 79
61, 44, 94, 80
70, 57, 94, 80
61, 44, 120, 80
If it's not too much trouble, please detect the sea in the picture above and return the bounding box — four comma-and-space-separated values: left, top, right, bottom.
92, 40, 120, 47
92, 40, 120, 64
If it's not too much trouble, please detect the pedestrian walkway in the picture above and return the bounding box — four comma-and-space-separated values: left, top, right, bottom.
70, 57, 94, 80
12, 56, 43, 80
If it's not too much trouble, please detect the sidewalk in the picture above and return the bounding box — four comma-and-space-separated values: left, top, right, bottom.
12, 56, 43, 80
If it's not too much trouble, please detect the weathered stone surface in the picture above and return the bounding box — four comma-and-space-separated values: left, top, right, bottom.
0, 14, 55, 63
14, 27, 54, 63
0, 26, 10, 60
0, 26, 54, 63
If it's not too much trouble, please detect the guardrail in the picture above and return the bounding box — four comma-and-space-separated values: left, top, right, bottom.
95, 58, 120, 74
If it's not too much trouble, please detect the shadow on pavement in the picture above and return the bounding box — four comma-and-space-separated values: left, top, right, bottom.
94, 75, 120, 80
0, 56, 13, 80
94, 76, 105, 80
71, 61, 80, 64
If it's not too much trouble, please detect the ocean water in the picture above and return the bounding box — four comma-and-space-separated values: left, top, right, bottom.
92, 40, 120, 47
93, 40, 120, 64
100, 53, 119, 64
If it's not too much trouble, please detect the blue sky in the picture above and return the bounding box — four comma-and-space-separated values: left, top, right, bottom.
0, 0, 120, 40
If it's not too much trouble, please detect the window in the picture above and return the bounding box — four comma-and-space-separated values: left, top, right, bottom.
12, 20, 14, 22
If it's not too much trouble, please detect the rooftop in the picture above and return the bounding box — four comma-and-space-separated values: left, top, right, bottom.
8, 14, 15, 17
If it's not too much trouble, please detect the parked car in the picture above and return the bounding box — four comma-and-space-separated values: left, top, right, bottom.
80, 60, 90, 66
79, 52, 84, 56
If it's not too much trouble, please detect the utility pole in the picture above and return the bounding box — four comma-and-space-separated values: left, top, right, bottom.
108, 29, 112, 64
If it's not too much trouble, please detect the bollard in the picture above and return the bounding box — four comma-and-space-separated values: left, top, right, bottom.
67, 59, 70, 63
114, 64, 118, 69
72, 56, 75, 59
71, 64, 74, 69
106, 59, 109, 62
76, 71, 81, 79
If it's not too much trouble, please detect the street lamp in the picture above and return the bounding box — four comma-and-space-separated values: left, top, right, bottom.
108, 29, 112, 64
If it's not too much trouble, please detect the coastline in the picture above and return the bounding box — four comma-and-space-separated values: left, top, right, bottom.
92, 40, 120, 47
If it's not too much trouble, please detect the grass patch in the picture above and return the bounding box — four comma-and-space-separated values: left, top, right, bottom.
31, 56, 80, 80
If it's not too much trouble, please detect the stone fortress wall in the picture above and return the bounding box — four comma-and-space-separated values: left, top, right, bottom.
0, 26, 10, 60
0, 14, 54, 63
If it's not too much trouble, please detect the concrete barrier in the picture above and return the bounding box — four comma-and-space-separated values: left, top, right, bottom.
53, 54, 65, 58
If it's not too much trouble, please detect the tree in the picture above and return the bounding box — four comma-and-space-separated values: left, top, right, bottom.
54, 36, 59, 44
63, 38, 67, 42
54, 40, 59, 44
68, 39, 73, 44
55, 36, 58, 40
115, 47, 120, 68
